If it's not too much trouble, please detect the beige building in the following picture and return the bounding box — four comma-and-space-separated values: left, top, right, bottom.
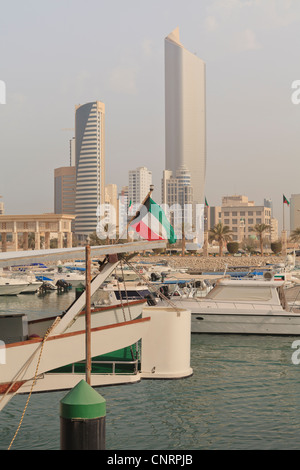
0, 197, 4, 215
0, 214, 74, 252
290, 194, 300, 233
54, 166, 76, 216
208, 195, 277, 243
128, 166, 152, 206
104, 183, 118, 229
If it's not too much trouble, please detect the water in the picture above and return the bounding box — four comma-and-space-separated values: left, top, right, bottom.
1, 292, 300, 450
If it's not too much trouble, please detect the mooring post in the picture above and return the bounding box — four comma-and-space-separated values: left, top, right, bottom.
60, 379, 106, 450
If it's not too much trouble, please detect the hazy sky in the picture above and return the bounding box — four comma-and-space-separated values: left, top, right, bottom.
0, 0, 300, 231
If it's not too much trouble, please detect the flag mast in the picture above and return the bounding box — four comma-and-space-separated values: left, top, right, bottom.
118, 185, 154, 243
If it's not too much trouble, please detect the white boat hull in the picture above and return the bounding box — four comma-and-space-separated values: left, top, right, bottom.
3, 306, 193, 400
0, 316, 150, 410
191, 311, 300, 335
20, 282, 43, 294
0, 284, 29, 295
27, 299, 146, 338
159, 297, 300, 335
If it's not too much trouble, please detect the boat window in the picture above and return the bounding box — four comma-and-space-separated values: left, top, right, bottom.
206, 285, 273, 301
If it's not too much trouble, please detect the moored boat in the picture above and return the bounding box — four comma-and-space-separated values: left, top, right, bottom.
159, 278, 300, 335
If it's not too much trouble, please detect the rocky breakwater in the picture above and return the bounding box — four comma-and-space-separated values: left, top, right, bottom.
137, 254, 287, 273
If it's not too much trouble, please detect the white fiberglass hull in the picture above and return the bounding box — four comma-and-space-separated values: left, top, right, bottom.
0, 316, 150, 411
191, 311, 300, 335
27, 299, 146, 338
0, 283, 29, 296
20, 282, 43, 293
161, 298, 300, 335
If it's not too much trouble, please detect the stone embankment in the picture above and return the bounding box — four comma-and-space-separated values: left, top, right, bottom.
136, 254, 289, 272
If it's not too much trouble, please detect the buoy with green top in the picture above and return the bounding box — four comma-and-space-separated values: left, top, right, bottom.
60, 379, 106, 450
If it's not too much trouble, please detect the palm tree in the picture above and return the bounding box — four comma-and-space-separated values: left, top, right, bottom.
88, 231, 105, 246
209, 223, 233, 257
290, 227, 300, 245
250, 223, 270, 256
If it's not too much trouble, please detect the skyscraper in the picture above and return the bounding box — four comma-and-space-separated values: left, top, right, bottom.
128, 166, 152, 206
74, 101, 105, 235
54, 166, 76, 215
165, 27, 206, 205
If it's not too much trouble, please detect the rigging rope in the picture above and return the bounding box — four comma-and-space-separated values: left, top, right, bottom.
7, 316, 61, 450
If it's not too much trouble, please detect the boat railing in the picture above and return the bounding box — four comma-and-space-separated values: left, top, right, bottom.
52, 357, 139, 375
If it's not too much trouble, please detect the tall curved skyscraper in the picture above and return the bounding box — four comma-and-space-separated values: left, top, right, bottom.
75, 101, 105, 236
165, 28, 206, 205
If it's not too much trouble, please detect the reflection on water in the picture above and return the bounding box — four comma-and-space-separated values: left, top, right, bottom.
1, 293, 300, 450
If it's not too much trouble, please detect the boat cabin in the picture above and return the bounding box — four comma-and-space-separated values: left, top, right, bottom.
205, 280, 286, 308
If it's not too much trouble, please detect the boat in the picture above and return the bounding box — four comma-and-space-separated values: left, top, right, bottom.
0, 276, 29, 296
159, 278, 300, 335
0, 240, 192, 411
102, 280, 152, 300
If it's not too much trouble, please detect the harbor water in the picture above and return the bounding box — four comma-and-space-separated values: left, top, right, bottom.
1, 291, 300, 450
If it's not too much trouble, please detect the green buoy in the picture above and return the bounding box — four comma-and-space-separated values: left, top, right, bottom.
60, 380, 106, 450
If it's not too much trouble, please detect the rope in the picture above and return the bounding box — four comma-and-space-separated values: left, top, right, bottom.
115, 261, 136, 360
7, 316, 61, 450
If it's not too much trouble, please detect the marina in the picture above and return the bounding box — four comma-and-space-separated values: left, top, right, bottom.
1, 248, 300, 449
0, 307, 299, 450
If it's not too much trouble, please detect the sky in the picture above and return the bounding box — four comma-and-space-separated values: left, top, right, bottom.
0, 0, 300, 231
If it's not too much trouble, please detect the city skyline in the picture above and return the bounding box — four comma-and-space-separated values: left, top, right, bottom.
0, 1, 300, 232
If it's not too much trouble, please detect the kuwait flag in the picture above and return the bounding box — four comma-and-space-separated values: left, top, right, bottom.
130, 197, 177, 244
283, 194, 290, 205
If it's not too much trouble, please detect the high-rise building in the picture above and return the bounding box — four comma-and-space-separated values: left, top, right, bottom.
0, 196, 4, 215
162, 165, 193, 208
290, 194, 300, 233
54, 167, 76, 215
128, 166, 152, 206
74, 101, 105, 235
161, 165, 194, 235
165, 27, 206, 205
70, 137, 76, 166
104, 183, 118, 227
264, 198, 273, 217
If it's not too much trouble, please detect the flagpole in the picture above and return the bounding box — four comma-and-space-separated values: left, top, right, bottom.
117, 185, 154, 243
283, 198, 285, 231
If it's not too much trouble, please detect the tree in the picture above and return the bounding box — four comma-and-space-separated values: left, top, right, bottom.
227, 242, 239, 254
241, 237, 258, 255
88, 231, 105, 246
250, 223, 270, 256
290, 227, 300, 245
209, 223, 233, 257
271, 241, 282, 254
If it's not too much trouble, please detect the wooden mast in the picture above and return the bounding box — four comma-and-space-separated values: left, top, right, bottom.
85, 245, 91, 385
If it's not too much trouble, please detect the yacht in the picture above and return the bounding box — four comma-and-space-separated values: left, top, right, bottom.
0, 277, 29, 295
159, 278, 300, 335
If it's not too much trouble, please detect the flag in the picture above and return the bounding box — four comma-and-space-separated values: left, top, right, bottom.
205, 197, 209, 207
130, 196, 177, 244
128, 199, 132, 208
283, 195, 290, 205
